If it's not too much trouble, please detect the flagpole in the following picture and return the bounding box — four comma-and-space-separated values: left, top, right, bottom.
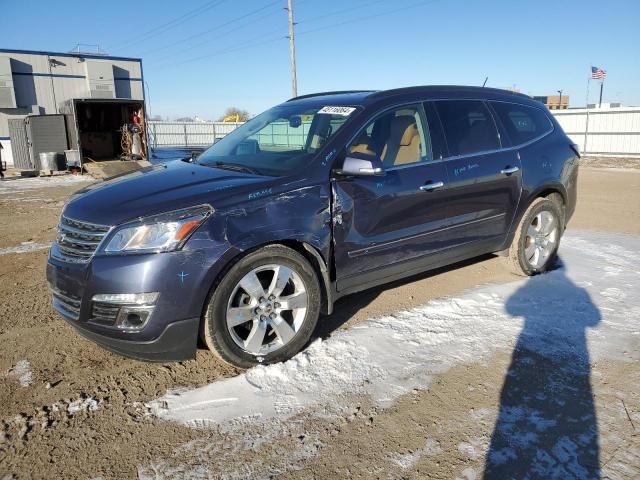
584, 67, 591, 154
599, 78, 604, 108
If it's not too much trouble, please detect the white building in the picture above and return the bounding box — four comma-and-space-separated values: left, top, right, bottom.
0, 48, 146, 167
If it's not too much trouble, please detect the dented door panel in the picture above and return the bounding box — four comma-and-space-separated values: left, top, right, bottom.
332, 162, 450, 290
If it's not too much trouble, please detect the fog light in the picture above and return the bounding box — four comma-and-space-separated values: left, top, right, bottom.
115, 306, 153, 331
91, 292, 158, 331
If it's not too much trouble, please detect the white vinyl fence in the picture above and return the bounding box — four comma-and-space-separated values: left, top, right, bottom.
551, 107, 640, 157
148, 108, 640, 157
147, 121, 243, 148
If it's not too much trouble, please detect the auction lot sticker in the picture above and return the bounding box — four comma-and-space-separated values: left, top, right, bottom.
318, 106, 356, 116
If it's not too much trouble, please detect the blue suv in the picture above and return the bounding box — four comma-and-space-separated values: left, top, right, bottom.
47, 86, 579, 367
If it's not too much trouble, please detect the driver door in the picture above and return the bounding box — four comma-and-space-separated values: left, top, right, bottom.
332, 104, 451, 292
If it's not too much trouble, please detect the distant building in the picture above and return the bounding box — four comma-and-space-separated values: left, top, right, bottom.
587, 102, 622, 109
533, 95, 569, 110
0, 48, 145, 167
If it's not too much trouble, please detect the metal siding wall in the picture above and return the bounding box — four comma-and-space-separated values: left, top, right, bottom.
7, 118, 31, 169
25, 115, 68, 168
552, 108, 640, 156
3, 52, 143, 111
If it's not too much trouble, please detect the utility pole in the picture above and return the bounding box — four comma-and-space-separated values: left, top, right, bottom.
287, 0, 297, 97
557, 89, 563, 110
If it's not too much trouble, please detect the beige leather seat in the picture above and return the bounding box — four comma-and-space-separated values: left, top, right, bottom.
381, 115, 421, 166
349, 132, 377, 156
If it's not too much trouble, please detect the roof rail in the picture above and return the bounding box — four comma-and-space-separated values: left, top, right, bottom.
286, 90, 375, 102
367, 85, 531, 100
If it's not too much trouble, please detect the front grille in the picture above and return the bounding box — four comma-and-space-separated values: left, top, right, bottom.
50, 286, 82, 320
89, 302, 120, 326
53, 216, 111, 263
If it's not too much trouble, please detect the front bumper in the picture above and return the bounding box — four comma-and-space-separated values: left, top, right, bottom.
46, 239, 233, 362
60, 313, 199, 362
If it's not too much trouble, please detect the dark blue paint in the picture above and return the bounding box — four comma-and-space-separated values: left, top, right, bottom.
47, 86, 579, 361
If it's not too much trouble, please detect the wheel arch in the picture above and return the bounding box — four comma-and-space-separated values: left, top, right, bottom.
200, 239, 334, 329
502, 183, 568, 253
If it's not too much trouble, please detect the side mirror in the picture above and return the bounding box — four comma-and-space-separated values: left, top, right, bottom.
336, 154, 385, 177
289, 115, 302, 128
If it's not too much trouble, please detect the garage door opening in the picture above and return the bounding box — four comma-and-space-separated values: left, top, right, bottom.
73, 100, 147, 162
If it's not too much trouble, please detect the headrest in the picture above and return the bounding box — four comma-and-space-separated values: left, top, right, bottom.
389, 115, 419, 146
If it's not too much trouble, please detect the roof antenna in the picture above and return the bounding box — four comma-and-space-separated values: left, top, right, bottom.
482, 76, 488, 87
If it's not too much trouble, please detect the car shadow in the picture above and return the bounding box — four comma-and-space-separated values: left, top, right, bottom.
484, 259, 601, 479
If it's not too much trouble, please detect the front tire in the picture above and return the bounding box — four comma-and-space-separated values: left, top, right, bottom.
201, 245, 321, 368
505, 197, 563, 276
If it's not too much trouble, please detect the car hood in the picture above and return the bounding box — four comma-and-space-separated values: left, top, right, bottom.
64, 160, 272, 225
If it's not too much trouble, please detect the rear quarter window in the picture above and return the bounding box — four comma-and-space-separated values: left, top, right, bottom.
490, 102, 553, 145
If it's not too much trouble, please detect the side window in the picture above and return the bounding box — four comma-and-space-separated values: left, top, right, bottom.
349, 105, 432, 167
435, 100, 500, 156
490, 102, 553, 145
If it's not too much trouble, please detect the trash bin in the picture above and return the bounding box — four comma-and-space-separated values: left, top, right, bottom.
64, 150, 81, 168
39, 152, 62, 172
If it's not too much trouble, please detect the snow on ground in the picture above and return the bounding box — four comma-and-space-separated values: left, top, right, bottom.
0, 241, 51, 256
66, 396, 101, 414
149, 229, 640, 430
0, 175, 91, 196
389, 438, 442, 469
3, 360, 33, 387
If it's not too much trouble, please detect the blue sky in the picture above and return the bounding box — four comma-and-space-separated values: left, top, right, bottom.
3, 0, 639, 119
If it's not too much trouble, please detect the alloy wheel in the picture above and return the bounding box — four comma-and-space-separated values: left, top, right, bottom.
524, 210, 558, 269
226, 264, 308, 356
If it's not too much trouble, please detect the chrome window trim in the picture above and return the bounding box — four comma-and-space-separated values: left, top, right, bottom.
340, 97, 556, 175
343, 100, 435, 172
487, 99, 555, 149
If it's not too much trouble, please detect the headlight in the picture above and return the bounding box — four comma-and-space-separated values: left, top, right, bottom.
102, 205, 212, 254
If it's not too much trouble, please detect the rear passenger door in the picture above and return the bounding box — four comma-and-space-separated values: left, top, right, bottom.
430, 100, 522, 251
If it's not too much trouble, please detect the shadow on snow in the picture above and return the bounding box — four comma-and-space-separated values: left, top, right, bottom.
485, 259, 601, 479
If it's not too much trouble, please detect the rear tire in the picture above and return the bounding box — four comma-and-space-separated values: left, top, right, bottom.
201, 245, 321, 368
504, 198, 563, 276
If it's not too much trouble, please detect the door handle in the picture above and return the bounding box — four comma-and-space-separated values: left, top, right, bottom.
419, 181, 444, 192
500, 166, 520, 175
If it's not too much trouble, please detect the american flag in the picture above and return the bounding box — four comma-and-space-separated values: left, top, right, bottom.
591, 66, 607, 79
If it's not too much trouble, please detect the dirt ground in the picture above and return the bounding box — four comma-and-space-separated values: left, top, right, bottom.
0, 160, 639, 479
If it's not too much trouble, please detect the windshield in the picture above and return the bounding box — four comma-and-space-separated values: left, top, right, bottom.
197, 104, 358, 175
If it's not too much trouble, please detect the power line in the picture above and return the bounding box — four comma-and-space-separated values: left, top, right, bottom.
146, 0, 445, 70
296, 0, 390, 25
137, 0, 282, 58
296, 0, 442, 37
147, 30, 285, 68
110, 0, 227, 52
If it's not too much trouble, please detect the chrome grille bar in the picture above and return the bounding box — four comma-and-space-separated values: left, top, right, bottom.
90, 302, 120, 326
50, 286, 82, 320
52, 216, 111, 264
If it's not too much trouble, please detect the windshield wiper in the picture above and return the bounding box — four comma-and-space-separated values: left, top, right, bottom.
211, 161, 259, 175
